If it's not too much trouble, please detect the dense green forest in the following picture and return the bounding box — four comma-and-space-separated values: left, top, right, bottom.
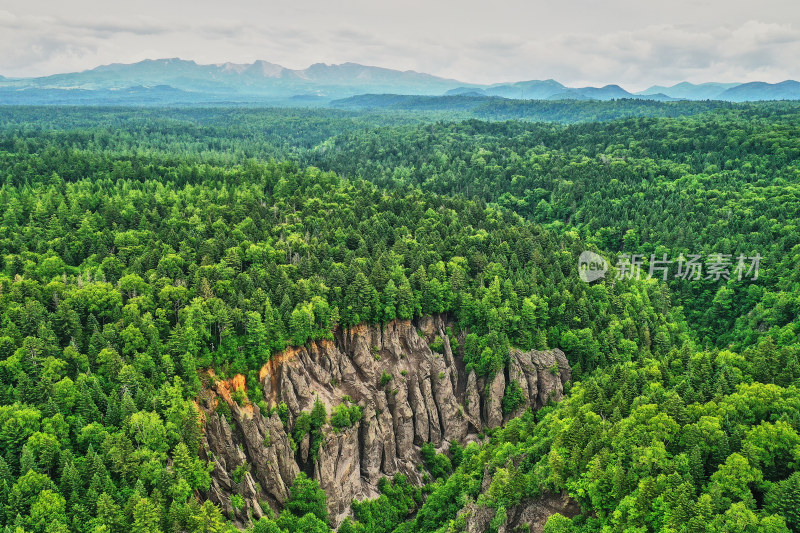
0, 102, 799, 533
307, 108, 800, 349
328, 95, 737, 122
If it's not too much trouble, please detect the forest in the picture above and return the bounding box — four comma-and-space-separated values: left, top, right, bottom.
0, 101, 799, 533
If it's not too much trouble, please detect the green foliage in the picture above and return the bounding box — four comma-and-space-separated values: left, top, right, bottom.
285, 473, 328, 525
276, 402, 290, 426
330, 94, 737, 122
252, 517, 284, 533
190, 500, 228, 533
420, 443, 452, 481
349, 475, 422, 533
766, 473, 800, 531
291, 398, 329, 462
231, 387, 249, 406
543, 513, 577, 533
501, 381, 525, 414
172, 441, 212, 491
230, 493, 244, 511
488, 506, 507, 533
231, 462, 250, 484
1, 103, 800, 533
429, 337, 445, 354
330, 403, 363, 431
411, 472, 476, 532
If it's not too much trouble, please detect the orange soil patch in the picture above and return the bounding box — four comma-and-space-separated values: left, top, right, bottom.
203, 370, 255, 416
259, 346, 302, 407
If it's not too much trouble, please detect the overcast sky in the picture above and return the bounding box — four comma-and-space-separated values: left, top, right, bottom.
1, 0, 799, 90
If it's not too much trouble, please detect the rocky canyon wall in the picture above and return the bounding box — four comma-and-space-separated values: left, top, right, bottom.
197, 316, 571, 527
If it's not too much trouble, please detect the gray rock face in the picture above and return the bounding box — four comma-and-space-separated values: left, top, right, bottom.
464, 370, 482, 431
507, 491, 581, 532
315, 425, 366, 518
505, 348, 572, 424
463, 502, 503, 533
200, 396, 299, 524
459, 491, 581, 533
485, 371, 506, 429
199, 316, 571, 526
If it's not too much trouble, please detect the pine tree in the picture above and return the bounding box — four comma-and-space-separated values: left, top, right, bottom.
396, 278, 416, 320
189, 501, 226, 533
285, 473, 329, 524
131, 498, 161, 533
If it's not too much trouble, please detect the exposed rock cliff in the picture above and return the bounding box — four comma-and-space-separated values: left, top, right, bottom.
198, 316, 571, 526
459, 492, 581, 533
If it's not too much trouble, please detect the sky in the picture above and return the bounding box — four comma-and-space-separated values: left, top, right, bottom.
1, 0, 799, 91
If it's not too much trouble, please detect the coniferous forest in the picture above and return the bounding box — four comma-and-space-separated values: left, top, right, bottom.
1, 102, 800, 533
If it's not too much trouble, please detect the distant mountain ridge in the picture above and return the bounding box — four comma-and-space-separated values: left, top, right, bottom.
637, 80, 800, 101
719, 80, 800, 102
1, 58, 799, 104
449, 80, 676, 102
638, 82, 741, 100
0, 58, 466, 99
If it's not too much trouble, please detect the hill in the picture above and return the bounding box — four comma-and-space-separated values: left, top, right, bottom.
329, 93, 730, 121
0, 58, 468, 101
718, 80, 800, 101
638, 81, 740, 100
639, 80, 800, 101
3, 60, 799, 105
2, 99, 800, 533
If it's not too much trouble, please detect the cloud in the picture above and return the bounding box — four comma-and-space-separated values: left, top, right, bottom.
66, 18, 173, 36
0, 6, 799, 90
441, 21, 800, 88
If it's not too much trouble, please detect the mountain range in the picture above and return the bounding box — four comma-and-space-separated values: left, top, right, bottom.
0, 58, 462, 101
445, 81, 675, 101
1, 58, 799, 105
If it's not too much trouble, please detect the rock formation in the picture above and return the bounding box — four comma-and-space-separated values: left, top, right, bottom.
198, 316, 571, 526
459, 492, 581, 533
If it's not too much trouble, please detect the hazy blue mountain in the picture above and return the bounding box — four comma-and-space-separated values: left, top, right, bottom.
544, 84, 676, 101
717, 80, 800, 102
0, 58, 469, 100
580, 84, 632, 99
638, 80, 800, 101
1, 59, 796, 105
546, 90, 590, 101
555, 84, 632, 100
638, 82, 740, 100
453, 80, 667, 101
635, 92, 675, 102
0, 85, 251, 106
484, 79, 567, 99
445, 80, 568, 99
444, 87, 485, 96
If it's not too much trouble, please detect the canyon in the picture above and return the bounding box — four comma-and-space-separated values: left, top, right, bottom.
198, 316, 572, 527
